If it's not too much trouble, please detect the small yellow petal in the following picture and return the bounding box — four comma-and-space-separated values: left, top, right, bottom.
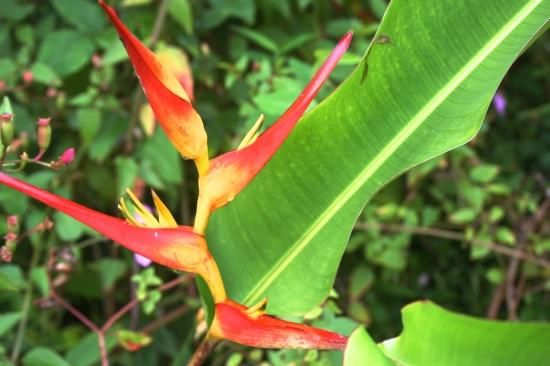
125, 189, 160, 227
118, 198, 145, 227
237, 114, 264, 150
245, 297, 268, 319
139, 103, 156, 137
151, 190, 178, 228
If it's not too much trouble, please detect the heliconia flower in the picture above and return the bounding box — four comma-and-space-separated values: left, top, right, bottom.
99, 0, 208, 173
0, 172, 226, 302
193, 32, 353, 233
209, 300, 348, 350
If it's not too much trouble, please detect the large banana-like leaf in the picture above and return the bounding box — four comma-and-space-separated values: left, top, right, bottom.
343, 302, 550, 365
378, 301, 550, 365
208, 0, 549, 315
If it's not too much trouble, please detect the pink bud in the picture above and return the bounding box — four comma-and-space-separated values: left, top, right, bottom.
0, 80, 6, 91
7, 215, 18, 233
36, 118, 52, 156
59, 147, 75, 165
0, 113, 13, 122
22, 70, 33, 84
92, 54, 103, 68
7, 215, 18, 226
46, 87, 58, 98
4, 232, 17, 241
37, 117, 51, 127
0, 246, 12, 262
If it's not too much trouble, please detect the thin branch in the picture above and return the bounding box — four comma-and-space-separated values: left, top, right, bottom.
51, 292, 100, 332
187, 336, 219, 366
10, 239, 43, 362
139, 305, 189, 334
355, 222, 550, 269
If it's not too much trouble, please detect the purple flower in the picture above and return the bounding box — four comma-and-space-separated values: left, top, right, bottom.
134, 253, 152, 267
493, 91, 506, 116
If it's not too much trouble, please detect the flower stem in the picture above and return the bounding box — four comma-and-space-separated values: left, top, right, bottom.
10, 234, 46, 362
187, 336, 219, 366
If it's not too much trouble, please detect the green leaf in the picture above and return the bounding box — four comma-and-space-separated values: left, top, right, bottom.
50, 0, 106, 34
37, 30, 94, 77
208, 0, 549, 315
138, 128, 183, 185
23, 347, 70, 366
232, 26, 279, 54
93, 258, 128, 291
495, 227, 516, 245
65, 332, 117, 366
380, 301, 550, 365
115, 157, 139, 197
168, 0, 193, 34
0, 264, 25, 291
0, 58, 16, 81
75, 108, 102, 146
0, 96, 13, 114
369, 0, 388, 20
0, 311, 21, 337
54, 211, 86, 241
449, 208, 477, 225
202, 0, 256, 29
30, 63, 62, 86
0, 0, 34, 22
344, 327, 393, 366
31, 267, 49, 297
469, 164, 500, 183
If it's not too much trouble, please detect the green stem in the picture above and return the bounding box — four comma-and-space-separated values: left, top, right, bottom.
10, 234, 47, 362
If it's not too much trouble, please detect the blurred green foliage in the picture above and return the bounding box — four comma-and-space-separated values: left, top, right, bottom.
0, 0, 548, 365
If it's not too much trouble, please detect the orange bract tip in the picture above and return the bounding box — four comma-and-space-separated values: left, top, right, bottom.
210, 300, 348, 350
99, 1, 207, 161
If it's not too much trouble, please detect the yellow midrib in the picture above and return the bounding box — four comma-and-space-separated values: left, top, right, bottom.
242, 0, 543, 306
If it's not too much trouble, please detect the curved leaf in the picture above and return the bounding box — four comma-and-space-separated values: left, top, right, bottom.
208, 0, 549, 315
344, 327, 394, 366
381, 301, 550, 366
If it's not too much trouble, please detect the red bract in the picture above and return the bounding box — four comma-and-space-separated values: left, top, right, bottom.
194, 32, 353, 233
99, 0, 208, 172
0, 173, 226, 301
210, 300, 347, 350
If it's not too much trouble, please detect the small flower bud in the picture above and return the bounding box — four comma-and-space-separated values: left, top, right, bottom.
7, 215, 18, 233
0, 80, 6, 92
59, 147, 75, 165
0, 246, 12, 262
4, 232, 17, 242
36, 117, 52, 152
22, 70, 33, 84
91, 54, 103, 68
46, 87, 58, 98
0, 113, 14, 146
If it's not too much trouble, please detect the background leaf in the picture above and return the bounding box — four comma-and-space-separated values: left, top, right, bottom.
37, 30, 94, 77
